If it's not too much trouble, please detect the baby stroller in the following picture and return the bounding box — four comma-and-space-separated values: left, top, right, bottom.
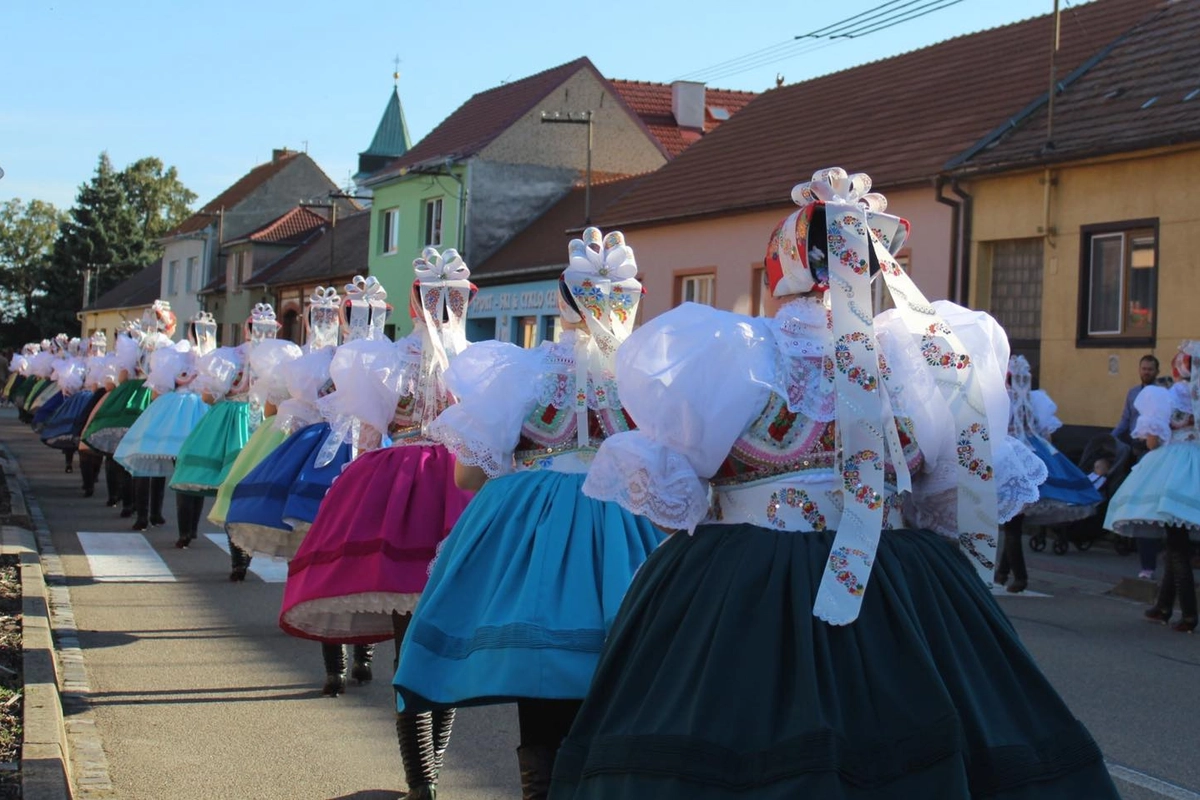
1028, 433, 1132, 555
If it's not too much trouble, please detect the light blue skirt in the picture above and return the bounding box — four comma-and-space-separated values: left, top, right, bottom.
115, 392, 210, 477
1104, 440, 1200, 538
393, 470, 665, 712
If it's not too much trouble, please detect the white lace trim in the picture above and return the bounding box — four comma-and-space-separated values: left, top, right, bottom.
995, 435, 1047, 523
226, 524, 305, 561
582, 431, 710, 532
427, 420, 513, 478
765, 297, 837, 422
283, 592, 422, 639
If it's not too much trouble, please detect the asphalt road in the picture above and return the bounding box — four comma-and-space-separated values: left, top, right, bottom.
4, 412, 1198, 800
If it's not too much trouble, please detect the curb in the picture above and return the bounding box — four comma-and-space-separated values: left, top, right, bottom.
1, 446, 115, 799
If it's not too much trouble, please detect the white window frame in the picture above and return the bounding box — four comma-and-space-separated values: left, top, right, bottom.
1087, 232, 1125, 336
424, 198, 444, 247
382, 207, 400, 255
185, 256, 197, 292
679, 274, 715, 306
167, 260, 179, 296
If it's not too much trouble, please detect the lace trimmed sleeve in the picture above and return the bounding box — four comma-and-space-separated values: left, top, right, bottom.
317, 338, 405, 437
427, 340, 544, 477
249, 339, 303, 408
1029, 390, 1063, 437
1132, 384, 1172, 442
146, 343, 193, 395
581, 303, 775, 531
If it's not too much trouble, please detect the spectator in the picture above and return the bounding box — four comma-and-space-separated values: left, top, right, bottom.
1113, 354, 1159, 447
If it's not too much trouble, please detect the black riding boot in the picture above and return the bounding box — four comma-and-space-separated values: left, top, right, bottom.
149, 477, 166, 526
132, 477, 151, 531
397, 712, 437, 799
63, 447, 75, 473
321, 643, 347, 696
516, 699, 582, 800
431, 708, 455, 784
175, 494, 196, 548
189, 494, 205, 539
351, 643, 374, 684
998, 515, 1028, 593
1157, 527, 1198, 630
516, 745, 556, 800
118, 464, 135, 518
228, 530, 252, 581
80, 451, 102, 497
104, 456, 121, 506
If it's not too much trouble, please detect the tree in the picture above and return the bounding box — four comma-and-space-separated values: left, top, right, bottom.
0, 198, 62, 321
120, 157, 197, 244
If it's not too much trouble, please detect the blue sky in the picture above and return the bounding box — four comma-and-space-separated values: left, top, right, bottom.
3, 0, 1072, 211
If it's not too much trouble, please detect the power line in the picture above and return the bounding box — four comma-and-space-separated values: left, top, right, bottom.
674, 0, 969, 84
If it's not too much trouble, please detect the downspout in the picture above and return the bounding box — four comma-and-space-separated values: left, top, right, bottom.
934, 177, 962, 302
950, 180, 973, 306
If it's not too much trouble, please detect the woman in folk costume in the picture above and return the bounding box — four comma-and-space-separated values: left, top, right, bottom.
115, 313, 217, 536
548, 169, 1120, 800
39, 337, 89, 472
44, 333, 107, 492
225, 280, 384, 562
393, 229, 664, 800
171, 305, 278, 559
995, 355, 1103, 593
80, 324, 141, 514
69, 333, 112, 498
4, 344, 38, 410
280, 250, 476, 799
84, 305, 171, 455
1105, 341, 1200, 633
31, 335, 76, 435
23, 336, 61, 423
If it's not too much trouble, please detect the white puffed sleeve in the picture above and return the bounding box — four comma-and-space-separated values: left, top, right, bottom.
427, 340, 545, 477
275, 349, 333, 432
249, 339, 303, 408
52, 358, 86, 395
193, 347, 243, 400
1030, 390, 1063, 436
146, 343, 193, 395
1132, 385, 1173, 442
113, 336, 139, 376
318, 338, 404, 436
29, 352, 54, 379
581, 304, 776, 531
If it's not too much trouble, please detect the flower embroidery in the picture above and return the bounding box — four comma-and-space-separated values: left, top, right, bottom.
827, 546, 871, 596
956, 422, 994, 481
843, 449, 884, 510
766, 487, 827, 531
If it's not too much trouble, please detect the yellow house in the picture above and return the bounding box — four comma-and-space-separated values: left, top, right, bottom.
76, 260, 162, 343
951, 0, 1196, 428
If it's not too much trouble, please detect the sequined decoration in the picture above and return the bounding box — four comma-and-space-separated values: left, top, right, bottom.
765, 487, 827, 531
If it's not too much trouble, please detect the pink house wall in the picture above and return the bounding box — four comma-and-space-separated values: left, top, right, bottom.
627, 187, 956, 320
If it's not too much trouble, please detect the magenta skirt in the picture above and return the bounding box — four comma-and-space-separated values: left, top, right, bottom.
279, 444, 473, 644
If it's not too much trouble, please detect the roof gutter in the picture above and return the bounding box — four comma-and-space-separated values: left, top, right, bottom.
949, 180, 973, 307
934, 177, 962, 303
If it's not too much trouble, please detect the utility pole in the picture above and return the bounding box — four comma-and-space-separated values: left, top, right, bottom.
1046, 0, 1061, 148
541, 110, 595, 224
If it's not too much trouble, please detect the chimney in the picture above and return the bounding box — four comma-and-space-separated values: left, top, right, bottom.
671, 81, 706, 131
272, 148, 294, 163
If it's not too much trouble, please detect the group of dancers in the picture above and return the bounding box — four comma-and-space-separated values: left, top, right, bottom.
10, 165, 1194, 798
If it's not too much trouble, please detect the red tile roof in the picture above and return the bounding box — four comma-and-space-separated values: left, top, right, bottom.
951, 1, 1197, 172
609, 81, 757, 158
250, 210, 372, 289
594, 0, 1164, 229
164, 151, 304, 237
473, 176, 644, 282
232, 206, 329, 246
365, 58, 596, 180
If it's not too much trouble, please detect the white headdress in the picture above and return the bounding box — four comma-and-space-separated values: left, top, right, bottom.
187, 311, 218, 356
306, 286, 341, 350
342, 276, 389, 342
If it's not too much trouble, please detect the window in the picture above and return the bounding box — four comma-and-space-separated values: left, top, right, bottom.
185, 256, 198, 292
516, 316, 539, 348
381, 207, 400, 255
543, 315, 561, 344
750, 265, 767, 316
1078, 220, 1157, 345
167, 260, 179, 295
424, 198, 444, 247
674, 271, 716, 306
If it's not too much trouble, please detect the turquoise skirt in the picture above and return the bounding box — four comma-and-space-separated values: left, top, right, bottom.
1104, 441, 1200, 538
550, 526, 1118, 800
393, 470, 665, 711
170, 400, 250, 496
115, 392, 210, 477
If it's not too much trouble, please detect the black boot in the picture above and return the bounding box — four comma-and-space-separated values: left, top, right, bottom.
104, 456, 120, 506
430, 708, 455, 785
132, 477, 150, 531
1166, 527, 1197, 630
516, 745, 556, 800
397, 712, 437, 799
119, 464, 135, 518
149, 477, 166, 526
351, 644, 374, 684
63, 448, 75, 473
175, 494, 195, 548
228, 532, 251, 581
189, 494, 205, 540
80, 451, 101, 498
321, 643, 346, 697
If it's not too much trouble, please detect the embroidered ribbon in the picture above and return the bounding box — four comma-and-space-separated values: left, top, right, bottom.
189, 312, 218, 356
306, 286, 342, 350
1007, 355, 1036, 440
413, 247, 472, 435
563, 227, 641, 449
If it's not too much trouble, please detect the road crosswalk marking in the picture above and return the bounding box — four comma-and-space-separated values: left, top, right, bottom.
203, 534, 290, 583
77, 532, 175, 582
990, 585, 1051, 598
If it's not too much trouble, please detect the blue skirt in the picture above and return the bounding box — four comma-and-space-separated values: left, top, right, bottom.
1021, 436, 1103, 525
39, 390, 95, 449
1104, 441, 1200, 538
393, 470, 665, 711
225, 422, 350, 559
30, 391, 65, 433
550, 526, 1118, 800
114, 392, 210, 477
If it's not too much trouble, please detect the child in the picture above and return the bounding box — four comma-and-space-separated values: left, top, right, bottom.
1088, 457, 1111, 492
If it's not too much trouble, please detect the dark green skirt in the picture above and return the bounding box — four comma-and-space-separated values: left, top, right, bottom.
550, 526, 1118, 800
82, 379, 152, 454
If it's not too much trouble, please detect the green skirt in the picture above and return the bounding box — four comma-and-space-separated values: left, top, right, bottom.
207, 417, 286, 526
551, 526, 1118, 800
82, 379, 151, 454
170, 400, 251, 497
21, 379, 49, 412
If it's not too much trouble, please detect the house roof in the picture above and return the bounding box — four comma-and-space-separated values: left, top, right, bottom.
81, 260, 162, 312
365, 57, 596, 180
249, 209, 371, 289
226, 206, 329, 247
361, 86, 412, 159
592, 0, 1165, 229
949, 1, 1196, 173
472, 176, 643, 282
609, 81, 757, 158
164, 150, 305, 237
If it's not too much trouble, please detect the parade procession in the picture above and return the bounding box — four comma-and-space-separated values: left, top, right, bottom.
3, 0, 1200, 798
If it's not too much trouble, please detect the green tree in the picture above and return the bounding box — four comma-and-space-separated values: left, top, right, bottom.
121, 157, 197, 243
0, 198, 63, 320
